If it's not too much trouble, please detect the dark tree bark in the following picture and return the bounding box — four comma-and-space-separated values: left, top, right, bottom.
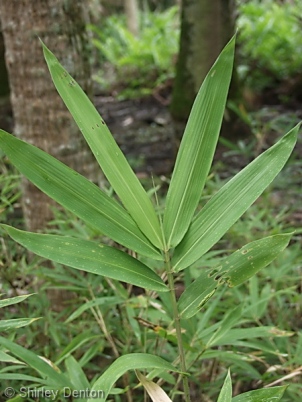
0, 0, 100, 232
0, 27, 12, 132
170, 0, 241, 138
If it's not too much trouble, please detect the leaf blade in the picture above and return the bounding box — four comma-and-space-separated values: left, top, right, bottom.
179, 234, 292, 319
178, 269, 218, 319
163, 36, 235, 248
42, 43, 163, 249
88, 353, 179, 402
224, 233, 292, 287
0, 130, 161, 260
217, 369, 232, 402
2, 225, 168, 292
173, 125, 299, 270
232, 386, 287, 402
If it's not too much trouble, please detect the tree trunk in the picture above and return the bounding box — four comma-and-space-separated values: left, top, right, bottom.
124, 0, 139, 37
0, 0, 100, 232
170, 0, 238, 126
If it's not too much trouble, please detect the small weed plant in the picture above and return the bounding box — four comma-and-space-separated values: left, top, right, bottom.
0, 37, 300, 401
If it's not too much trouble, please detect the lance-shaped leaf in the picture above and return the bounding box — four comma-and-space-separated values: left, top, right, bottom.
0, 294, 34, 309
2, 225, 168, 292
232, 386, 287, 402
179, 234, 292, 319
0, 318, 40, 331
224, 233, 292, 287
163, 36, 235, 249
42, 43, 163, 249
88, 353, 180, 402
173, 125, 299, 271
0, 130, 161, 260
218, 370, 232, 402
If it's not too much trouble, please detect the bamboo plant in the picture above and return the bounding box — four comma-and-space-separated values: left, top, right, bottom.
0, 36, 299, 401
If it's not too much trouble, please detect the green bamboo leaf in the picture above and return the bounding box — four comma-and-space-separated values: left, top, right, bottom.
178, 269, 218, 319
232, 386, 287, 402
163, 36, 235, 248
0, 336, 73, 388
88, 353, 179, 402
0, 318, 40, 331
217, 369, 232, 402
179, 234, 292, 319
2, 225, 168, 292
0, 130, 161, 260
173, 125, 299, 270
42, 42, 163, 249
223, 233, 292, 287
0, 294, 34, 309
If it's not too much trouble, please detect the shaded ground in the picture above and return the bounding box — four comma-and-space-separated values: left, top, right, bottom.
94, 94, 176, 176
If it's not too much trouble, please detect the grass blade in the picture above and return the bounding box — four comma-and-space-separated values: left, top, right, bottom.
163, 36, 235, 248
173, 125, 299, 270
2, 225, 168, 292
0, 130, 161, 260
0, 294, 34, 308
0, 318, 40, 331
42, 42, 163, 249
0, 336, 73, 388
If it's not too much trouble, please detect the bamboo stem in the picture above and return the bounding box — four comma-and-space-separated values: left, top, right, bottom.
164, 250, 191, 402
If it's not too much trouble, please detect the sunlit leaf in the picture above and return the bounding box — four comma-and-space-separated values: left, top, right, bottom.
2, 225, 168, 292
173, 125, 299, 270
0, 130, 161, 260
42, 43, 163, 249
88, 353, 180, 402
164, 36, 235, 248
